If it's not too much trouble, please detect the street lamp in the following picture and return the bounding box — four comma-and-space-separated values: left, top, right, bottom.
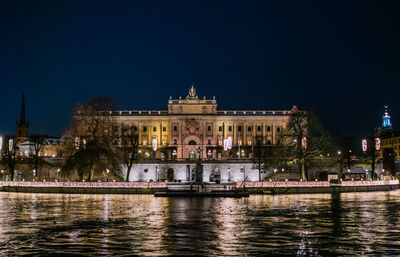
228, 167, 231, 182
156, 166, 160, 181
57, 168, 60, 182
240, 167, 246, 182
106, 169, 110, 182
33, 169, 36, 181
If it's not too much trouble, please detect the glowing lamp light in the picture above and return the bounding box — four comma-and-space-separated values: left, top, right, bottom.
0, 136, 2, 150
152, 138, 157, 151
375, 138, 381, 151
362, 139, 367, 153
75, 137, 80, 149
301, 137, 307, 149
227, 137, 232, 150
223, 139, 228, 151
9, 139, 13, 151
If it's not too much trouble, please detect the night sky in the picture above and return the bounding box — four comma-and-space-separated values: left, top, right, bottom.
1, 1, 399, 145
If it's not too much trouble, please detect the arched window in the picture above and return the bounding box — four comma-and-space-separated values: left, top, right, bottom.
188, 140, 197, 145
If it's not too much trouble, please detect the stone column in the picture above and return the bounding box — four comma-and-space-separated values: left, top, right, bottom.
244, 122, 247, 145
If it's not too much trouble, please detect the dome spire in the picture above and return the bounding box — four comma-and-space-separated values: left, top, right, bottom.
382, 105, 392, 128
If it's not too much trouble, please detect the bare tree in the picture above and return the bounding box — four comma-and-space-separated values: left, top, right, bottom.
61, 97, 119, 181
1, 135, 17, 180
29, 134, 47, 180
282, 107, 335, 181
341, 135, 355, 170
120, 125, 139, 181
367, 135, 379, 180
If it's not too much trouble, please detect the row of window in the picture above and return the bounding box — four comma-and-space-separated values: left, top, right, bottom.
111, 124, 281, 133
113, 137, 276, 146
216, 125, 280, 132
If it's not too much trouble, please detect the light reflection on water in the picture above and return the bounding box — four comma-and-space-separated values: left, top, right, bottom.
0, 191, 399, 256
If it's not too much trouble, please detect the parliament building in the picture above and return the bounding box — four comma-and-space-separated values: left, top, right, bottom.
109, 86, 294, 161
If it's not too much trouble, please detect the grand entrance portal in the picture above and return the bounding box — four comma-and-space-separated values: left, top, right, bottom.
188, 140, 197, 160
189, 150, 196, 160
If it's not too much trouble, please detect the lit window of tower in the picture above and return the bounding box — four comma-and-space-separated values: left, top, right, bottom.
382, 105, 392, 128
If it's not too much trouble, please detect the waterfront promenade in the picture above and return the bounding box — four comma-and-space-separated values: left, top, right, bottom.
0, 180, 398, 194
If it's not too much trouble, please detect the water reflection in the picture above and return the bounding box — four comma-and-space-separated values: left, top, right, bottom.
0, 191, 399, 255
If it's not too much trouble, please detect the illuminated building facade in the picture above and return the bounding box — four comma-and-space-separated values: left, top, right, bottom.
108, 86, 294, 161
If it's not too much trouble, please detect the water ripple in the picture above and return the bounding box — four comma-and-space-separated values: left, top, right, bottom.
0, 191, 400, 255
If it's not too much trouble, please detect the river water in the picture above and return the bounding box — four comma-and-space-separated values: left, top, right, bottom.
0, 191, 399, 256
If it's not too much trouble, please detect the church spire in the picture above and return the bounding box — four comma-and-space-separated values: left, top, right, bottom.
19, 92, 27, 126
16, 93, 29, 138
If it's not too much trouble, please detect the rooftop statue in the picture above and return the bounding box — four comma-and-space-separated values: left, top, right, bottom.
186, 85, 199, 100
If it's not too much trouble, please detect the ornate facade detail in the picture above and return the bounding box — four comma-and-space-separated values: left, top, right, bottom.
184, 119, 200, 136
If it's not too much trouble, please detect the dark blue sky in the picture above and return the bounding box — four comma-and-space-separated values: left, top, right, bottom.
1, 0, 399, 140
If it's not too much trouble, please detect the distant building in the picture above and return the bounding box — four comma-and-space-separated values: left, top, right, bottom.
376, 106, 399, 175
17, 137, 61, 158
